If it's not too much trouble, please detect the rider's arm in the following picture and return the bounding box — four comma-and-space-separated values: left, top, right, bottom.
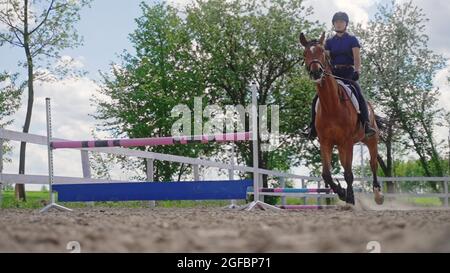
352, 47, 361, 73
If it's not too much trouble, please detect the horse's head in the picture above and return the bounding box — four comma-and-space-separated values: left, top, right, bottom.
299, 32, 327, 83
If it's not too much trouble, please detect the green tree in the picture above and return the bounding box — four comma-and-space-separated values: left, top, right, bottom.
0, 0, 92, 200
354, 0, 447, 192
0, 71, 22, 127
93, 3, 213, 182
94, 0, 322, 200
0, 71, 22, 187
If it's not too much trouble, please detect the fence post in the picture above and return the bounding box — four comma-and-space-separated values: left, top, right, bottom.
146, 158, 155, 208
317, 180, 321, 205
0, 138, 4, 207
301, 179, 306, 205
193, 164, 200, 181
280, 177, 286, 206
80, 150, 94, 206
80, 150, 91, 179
445, 179, 449, 208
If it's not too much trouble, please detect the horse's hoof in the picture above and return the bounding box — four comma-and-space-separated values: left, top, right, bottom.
342, 204, 354, 210
373, 187, 384, 205
334, 180, 347, 201
374, 194, 384, 205
337, 188, 347, 202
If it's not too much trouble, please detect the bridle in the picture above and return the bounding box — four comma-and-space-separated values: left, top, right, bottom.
302, 42, 329, 83
306, 59, 326, 73
302, 43, 350, 83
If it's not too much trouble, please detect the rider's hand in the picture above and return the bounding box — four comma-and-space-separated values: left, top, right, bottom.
352, 71, 360, 81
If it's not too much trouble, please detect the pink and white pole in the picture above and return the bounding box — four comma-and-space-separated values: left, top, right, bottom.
51, 132, 252, 149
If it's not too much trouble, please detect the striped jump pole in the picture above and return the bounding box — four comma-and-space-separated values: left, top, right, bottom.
40, 98, 72, 213
259, 188, 333, 194
51, 132, 252, 149
277, 205, 337, 210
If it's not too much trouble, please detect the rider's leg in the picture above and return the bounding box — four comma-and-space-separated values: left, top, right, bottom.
352, 81, 376, 137
333, 67, 376, 138
302, 94, 319, 139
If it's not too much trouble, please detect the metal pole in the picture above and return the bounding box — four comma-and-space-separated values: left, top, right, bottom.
40, 98, 72, 213
447, 127, 449, 207
252, 83, 260, 202
243, 83, 280, 211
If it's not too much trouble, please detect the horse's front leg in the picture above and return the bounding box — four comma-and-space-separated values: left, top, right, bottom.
320, 141, 346, 202
338, 143, 355, 205
363, 136, 384, 205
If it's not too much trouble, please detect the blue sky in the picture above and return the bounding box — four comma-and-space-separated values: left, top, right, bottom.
1, 0, 143, 80
1, 0, 449, 186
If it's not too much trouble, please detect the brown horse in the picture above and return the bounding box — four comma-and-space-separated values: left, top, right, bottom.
299, 32, 384, 205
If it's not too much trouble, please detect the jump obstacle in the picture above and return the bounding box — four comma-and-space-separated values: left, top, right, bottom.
40, 84, 336, 212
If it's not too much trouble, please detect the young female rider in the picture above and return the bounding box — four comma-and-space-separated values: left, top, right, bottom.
302, 12, 376, 139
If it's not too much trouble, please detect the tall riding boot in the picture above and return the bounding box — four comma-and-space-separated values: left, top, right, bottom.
353, 83, 376, 138
302, 95, 318, 140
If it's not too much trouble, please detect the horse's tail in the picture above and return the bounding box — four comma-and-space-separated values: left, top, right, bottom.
375, 115, 388, 131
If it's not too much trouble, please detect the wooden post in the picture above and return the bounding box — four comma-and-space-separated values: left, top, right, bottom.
80, 150, 91, 178
280, 177, 286, 206
146, 158, 155, 208
301, 179, 306, 205
80, 150, 94, 206
193, 164, 200, 181
445, 179, 449, 208
317, 180, 322, 205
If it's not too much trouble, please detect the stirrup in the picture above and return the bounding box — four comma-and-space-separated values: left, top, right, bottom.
364, 123, 376, 137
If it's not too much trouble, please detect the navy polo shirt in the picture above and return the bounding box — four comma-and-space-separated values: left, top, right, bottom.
325, 33, 361, 66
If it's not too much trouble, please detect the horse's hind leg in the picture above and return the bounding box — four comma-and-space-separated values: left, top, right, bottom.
364, 136, 384, 205
320, 142, 346, 202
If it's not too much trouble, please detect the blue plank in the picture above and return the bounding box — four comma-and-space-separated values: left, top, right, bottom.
53, 180, 253, 202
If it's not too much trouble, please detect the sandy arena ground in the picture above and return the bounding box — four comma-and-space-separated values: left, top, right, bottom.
1, 202, 450, 252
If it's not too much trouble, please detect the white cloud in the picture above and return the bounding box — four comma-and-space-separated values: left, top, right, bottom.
55, 55, 85, 70
305, 0, 375, 29
2, 58, 109, 189
433, 63, 450, 144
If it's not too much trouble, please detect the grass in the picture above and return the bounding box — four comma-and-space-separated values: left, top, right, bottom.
1, 191, 50, 209
404, 197, 443, 207
284, 197, 337, 206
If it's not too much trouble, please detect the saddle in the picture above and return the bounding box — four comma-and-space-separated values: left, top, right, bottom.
315, 79, 361, 114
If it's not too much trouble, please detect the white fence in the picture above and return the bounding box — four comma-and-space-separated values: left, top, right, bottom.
0, 128, 448, 207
